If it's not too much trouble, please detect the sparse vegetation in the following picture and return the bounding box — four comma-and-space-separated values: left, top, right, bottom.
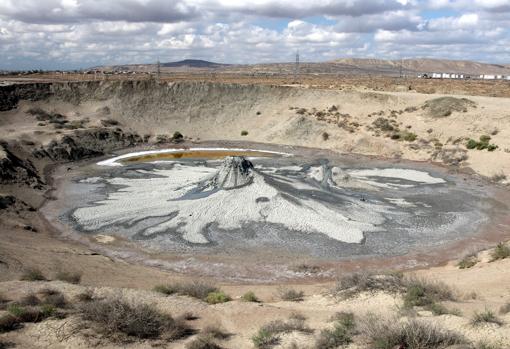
471, 309, 503, 326
490, 242, 510, 261
252, 315, 312, 348
290, 263, 322, 274
458, 253, 479, 269
241, 291, 259, 303
100, 118, 120, 127
55, 270, 82, 284
403, 277, 456, 308
278, 288, 304, 302
334, 272, 405, 298
466, 135, 498, 151
359, 315, 466, 349
186, 335, 223, 349
422, 97, 476, 118
322, 131, 329, 141
252, 328, 279, 349
20, 268, 46, 281
79, 298, 191, 340
315, 312, 355, 349
241, 130, 249, 136
75, 289, 94, 302
153, 281, 222, 302
205, 291, 231, 304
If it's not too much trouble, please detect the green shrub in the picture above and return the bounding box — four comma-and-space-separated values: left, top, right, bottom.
315, 322, 353, 348
403, 132, 417, 142
205, 291, 231, 304
241, 291, 259, 302
490, 242, 510, 261
241, 130, 248, 136
322, 132, 329, 141
403, 277, 455, 308
457, 254, 479, 269
471, 309, 503, 326
252, 328, 279, 349
466, 136, 498, 152
173, 131, 184, 141
55, 270, 82, 284
20, 268, 46, 281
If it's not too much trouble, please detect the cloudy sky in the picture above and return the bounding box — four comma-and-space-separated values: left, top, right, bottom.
0, 0, 509, 70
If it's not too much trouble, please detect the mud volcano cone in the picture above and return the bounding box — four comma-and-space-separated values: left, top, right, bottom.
211, 156, 254, 189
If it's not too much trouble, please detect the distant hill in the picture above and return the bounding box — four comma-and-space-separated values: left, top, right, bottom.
160, 59, 229, 68
331, 58, 510, 75
97, 59, 230, 72
95, 58, 510, 76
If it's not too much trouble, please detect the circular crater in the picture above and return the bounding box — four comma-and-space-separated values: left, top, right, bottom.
52, 145, 508, 278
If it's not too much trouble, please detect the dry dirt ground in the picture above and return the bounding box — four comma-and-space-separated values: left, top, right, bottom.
1, 77, 510, 348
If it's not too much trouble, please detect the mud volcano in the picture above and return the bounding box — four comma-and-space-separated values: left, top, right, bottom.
56, 146, 507, 269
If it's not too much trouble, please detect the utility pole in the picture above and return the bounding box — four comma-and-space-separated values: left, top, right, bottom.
399, 57, 403, 78
294, 50, 300, 83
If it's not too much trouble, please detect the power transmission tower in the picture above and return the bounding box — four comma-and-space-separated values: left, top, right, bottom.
156, 58, 161, 82
294, 50, 300, 83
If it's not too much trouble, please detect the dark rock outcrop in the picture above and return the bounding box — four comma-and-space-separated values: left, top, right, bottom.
0, 143, 42, 187
32, 128, 144, 161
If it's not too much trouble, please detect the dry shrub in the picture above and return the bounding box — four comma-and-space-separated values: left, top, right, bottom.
0, 314, 20, 333
75, 289, 94, 302
334, 272, 405, 297
18, 294, 40, 306
186, 335, 223, 349
20, 268, 46, 281
154, 281, 219, 300
55, 270, 82, 284
471, 309, 503, 327
252, 314, 312, 349
359, 315, 466, 349
278, 288, 304, 302
201, 325, 230, 340
79, 298, 191, 340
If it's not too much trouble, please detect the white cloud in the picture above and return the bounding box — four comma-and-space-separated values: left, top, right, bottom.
0, 0, 509, 69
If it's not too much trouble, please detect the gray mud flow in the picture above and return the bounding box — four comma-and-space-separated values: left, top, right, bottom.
52, 147, 508, 278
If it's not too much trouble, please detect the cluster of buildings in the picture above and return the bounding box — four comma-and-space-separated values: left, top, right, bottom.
418, 73, 510, 80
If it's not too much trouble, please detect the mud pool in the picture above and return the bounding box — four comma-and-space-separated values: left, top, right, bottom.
57, 147, 508, 261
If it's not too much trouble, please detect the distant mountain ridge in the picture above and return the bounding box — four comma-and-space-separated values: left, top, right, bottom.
332, 58, 510, 75
96, 58, 510, 76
